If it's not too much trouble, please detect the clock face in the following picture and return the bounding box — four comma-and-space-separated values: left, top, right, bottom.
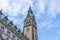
26, 28, 30, 32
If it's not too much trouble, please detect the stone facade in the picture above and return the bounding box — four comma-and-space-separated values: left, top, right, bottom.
0, 10, 28, 40
0, 6, 38, 40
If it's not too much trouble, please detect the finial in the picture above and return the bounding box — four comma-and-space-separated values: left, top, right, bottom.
27, 6, 34, 18
28, 6, 33, 14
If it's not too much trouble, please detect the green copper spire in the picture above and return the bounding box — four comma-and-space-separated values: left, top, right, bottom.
27, 6, 33, 18
28, 6, 33, 13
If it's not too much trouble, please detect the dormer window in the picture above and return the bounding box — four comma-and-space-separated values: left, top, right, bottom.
2, 17, 8, 24
8, 22, 13, 28
18, 29, 20, 32
3, 17, 8, 21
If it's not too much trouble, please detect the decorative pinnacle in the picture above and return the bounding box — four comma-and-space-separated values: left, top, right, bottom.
28, 6, 33, 14
27, 6, 33, 18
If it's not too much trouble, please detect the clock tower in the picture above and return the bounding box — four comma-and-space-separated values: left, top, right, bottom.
24, 6, 38, 40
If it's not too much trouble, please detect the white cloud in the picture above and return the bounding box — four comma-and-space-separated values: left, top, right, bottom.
35, 0, 60, 21
8, 2, 21, 16
35, 13, 42, 20
0, 0, 33, 16
47, 0, 60, 19
38, 0, 45, 13
39, 20, 53, 29
0, 8, 1, 10
0, 0, 9, 12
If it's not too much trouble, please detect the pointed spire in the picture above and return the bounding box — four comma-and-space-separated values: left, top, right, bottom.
28, 6, 33, 13
27, 6, 33, 18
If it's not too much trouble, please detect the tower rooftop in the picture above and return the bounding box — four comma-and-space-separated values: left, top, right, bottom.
27, 6, 33, 18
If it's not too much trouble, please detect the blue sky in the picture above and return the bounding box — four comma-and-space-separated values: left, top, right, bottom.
0, 0, 60, 40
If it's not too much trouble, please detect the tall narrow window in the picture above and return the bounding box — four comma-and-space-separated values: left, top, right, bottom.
7, 31, 10, 37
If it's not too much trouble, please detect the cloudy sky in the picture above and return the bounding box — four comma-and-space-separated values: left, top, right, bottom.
0, 0, 60, 40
